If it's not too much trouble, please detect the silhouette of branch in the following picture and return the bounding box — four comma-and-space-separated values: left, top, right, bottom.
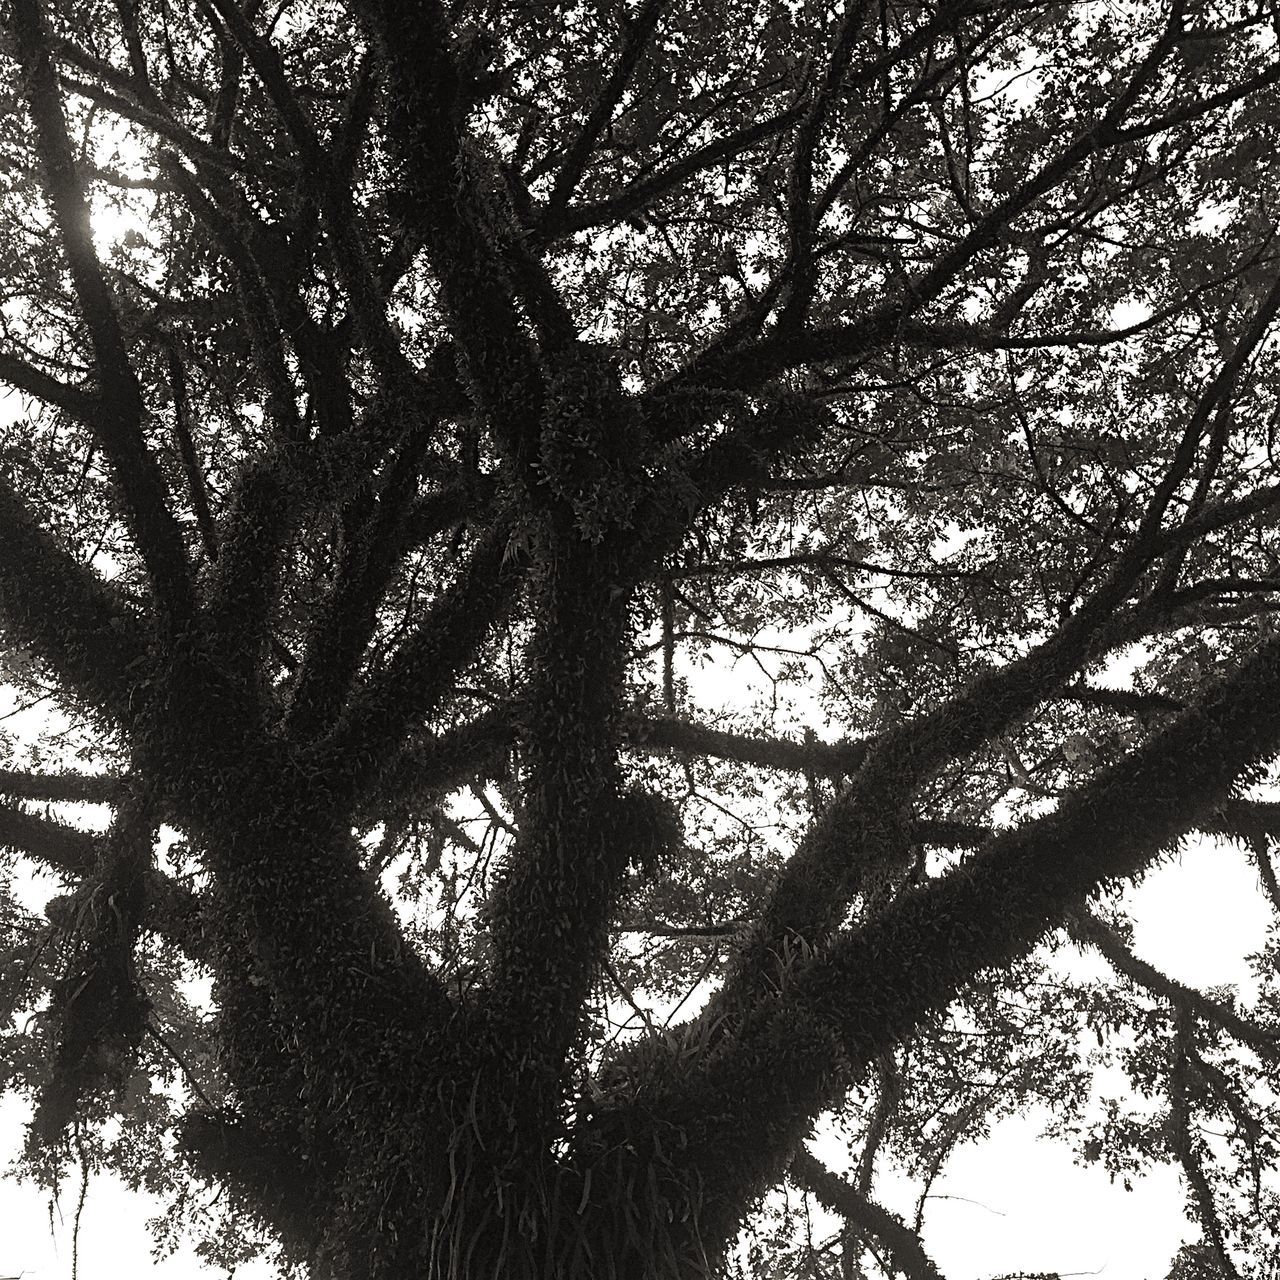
1069, 910, 1278, 1060
790, 1148, 947, 1280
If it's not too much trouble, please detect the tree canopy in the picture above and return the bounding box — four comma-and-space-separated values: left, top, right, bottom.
0, 0, 1279, 1275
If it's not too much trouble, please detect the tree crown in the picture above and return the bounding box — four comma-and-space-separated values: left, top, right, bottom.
0, 0, 1279, 1275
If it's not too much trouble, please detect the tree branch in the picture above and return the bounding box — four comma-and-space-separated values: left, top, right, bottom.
543, 0, 669, 223
625, 713, 869, 777
201, 0, 416, 389
544, 104, 804, 240
679, 20, 1180, 390
1068, 910, 1278, 1060
0, 799, 205, 961
790, 1148, 947, 1280
0, 347, 96, 418
1168, 1013, 1242, 1280
312, 529, 519, 805
351, 0, 549, 455
1061, 683, 1184, 715
283, 423, 462, 741
481, 534, 635, 1101
52, 37, 264, 177
10, 0, 195, 628
0, 475, 151, 721
0, 800, 98, 871
777, 0, 873, 330
356, 708, 515, 820
165, 339, 220, 563
158, 157, 304, 441
0, 768, 121, 805
31, 787, 158, 1142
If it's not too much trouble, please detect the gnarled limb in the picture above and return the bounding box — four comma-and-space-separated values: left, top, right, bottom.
350, 0, 550, 455
480, 532, 634, 1101
0, 799, 204, 960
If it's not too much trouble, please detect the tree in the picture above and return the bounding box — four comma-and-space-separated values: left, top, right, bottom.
0, 0, 1278, 1274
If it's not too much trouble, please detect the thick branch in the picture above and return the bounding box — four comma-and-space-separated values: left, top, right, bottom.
0, 768, 121, 804
706, 303, 1280, 1014
481, 534, 634, 1096
353, 0, 548, 454
177, 1110, 321, 1261
173, 741, 458, 1136
0, 348, 95, 418
204, 453, 300, 683
626, 714, 869, 777
370, 707, 868, 822
1061, 683, 1183, 715
710, 545, 1172, 1007
0, 800, 205, 961
0, 800, 98, 871
358, 709, 514, 820
0, 476, 151, 721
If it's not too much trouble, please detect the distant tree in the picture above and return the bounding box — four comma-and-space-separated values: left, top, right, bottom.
0, 0, 1278, 1276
